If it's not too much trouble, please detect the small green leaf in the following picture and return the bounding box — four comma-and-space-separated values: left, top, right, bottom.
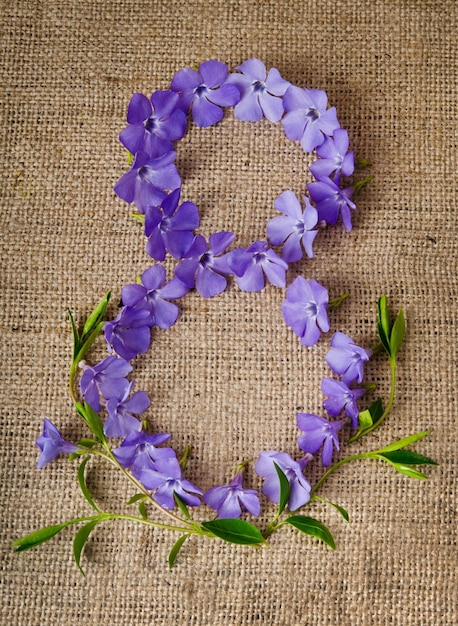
312, 496, 349, 522
389, 308, 405, 357
73, 520, 99, 576
78, 402, 106, 443
12, 523, 69, 552
126, 493, 147, 506
377, 295, 391, 354
77, 458, 101, 512
174, 493, 191, 520
138, 502, 148, 520
389, 463, 428, 480
358, 409, 373, 431
285, 516, 336, 550
368, 397, 384, 425
274, 462, 290, 516
168, 534, 189, 569
68, 308, 80, 359
380, 450, 437, 466
81, 292, 111, 341
377, 430, 432, 453
201, 519, 265, 546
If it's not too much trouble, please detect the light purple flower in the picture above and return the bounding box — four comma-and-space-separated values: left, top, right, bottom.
36, 419, 78, 469
297, 413, 346, 467
144, 188, 200, 261
79, 356, 133, 412
282, 86, 340, 152
171, 60, 240, 127
119, 90, 187, 157
138, 456, 203, 509
282, 277, 330, 347
307, 177, 356, 231
122, 265, 188, 329
174, 231, 235, 297
267, 190, 319, 262
114, 151, 181, 213
255, 450, 312, 511
104, 306, 152, 361
309, 128, 354, 182
321, 377, 366, 427
325, 331, 372, 385
227, 241, 288, 292
112, 429, 174, 473
226, 58, 290, 122
203, 470, 260, 518
104, 380, 150, 438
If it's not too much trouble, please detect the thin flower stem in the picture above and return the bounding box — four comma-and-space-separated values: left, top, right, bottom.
310, 453, 368, 496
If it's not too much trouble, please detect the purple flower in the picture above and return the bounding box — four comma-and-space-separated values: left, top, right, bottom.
144, 188, 200, 261
79, 356, 133, 412
203, 470, 260, 518
309, 128, 354, 182
255, 451, 312, 511
226, 58, 290, 123
321, 377, 366, 427
175, 232, 235, 297
282, 277, 330, 347
227, 241, 288, 292
112, 430, 174, 473
325, 331, 372, 385
122, 265, 188, 330
104, 306, 152, 361
104, 380, 150, 438
307, 177, 356, 231
138, 457, 203, 509
119, 90, 187, 157
267, 190, 319, 262
171, 60, 240, 127
282, 86, 340, 152
114, 151, 181, 213
36, 419, 78, 469
297, 413, 346, 467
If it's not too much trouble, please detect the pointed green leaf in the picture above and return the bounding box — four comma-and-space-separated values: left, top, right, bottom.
174, 493, 191, 520
81, 292, 111, 341
73, 520, 99, 576
12, 523, 69, 552
368, 397, 384, 425
126, 493, 147, 506
390, 308, 405, 357
377, 296, 391, 355
74, 320, 106, 365
68, 308, 81, 359
377, 430, 432, 453
380, 450, 437, 466
168, 534, 189, 569
358, 409, 373, 431
312, 496, 349, 522
389, 463, 428, 480
285, 515, 336, 550
274, 462, 290, 516
77, 457, 101, 512
201, 519, 265, 546
79, 402, 106, 443
138, 501, 148, 520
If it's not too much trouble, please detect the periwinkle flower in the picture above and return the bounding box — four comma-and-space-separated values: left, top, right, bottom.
226, 58, 290, 123
255, 450, 312, 511
36, 419, 78, 469
174, 231, 235, 297
267, 190, 319, 262
325, 331, 372, 385
227, 241, 288, 292
203, 470, 260, 518
122, 264, 188, 330
112, 430, 174, 473
79, 355, 133, 413
307, 177, 356, 231
281, 277, 330, 347
119, 90, 187, 157
309, 128, 355, 182
282, 86, 340, 152
321, 377, 366, 427
297, 413, 346, 467
171, 60, 240, 127
114, 151, 181, 213
138, 456, 203, 509
104, 380, 150, 438
144, 188, 200, 261
104, 306, 153, 361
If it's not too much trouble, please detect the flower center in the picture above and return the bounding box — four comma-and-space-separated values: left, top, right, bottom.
253, 80, 265, 93
306, 107, 320, 122
144, 117, 158, 133
195, 85, 208, 97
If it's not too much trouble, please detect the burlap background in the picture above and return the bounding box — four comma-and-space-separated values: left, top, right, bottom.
1, 1, 456, 624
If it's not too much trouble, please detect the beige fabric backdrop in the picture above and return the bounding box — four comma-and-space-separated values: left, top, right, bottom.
1, 1, 456, 624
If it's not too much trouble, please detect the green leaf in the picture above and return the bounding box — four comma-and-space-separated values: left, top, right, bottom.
168, 534, 189, 569
81, 292, 111, 341
12, 523, 69, 552
274, 462, 290, 516
126, 493, 147, 506
77, 457, 101, 512
377, 296, 391, 355
380, 450, 437, 466
68, 308, 80, 359
174, 493, 191, 520
201, 519, 265, 546
285, 516, 336, 550
376, 430, 432, 453
73, 520, 99, 576
312, 496, 349, 522
138, 501, 148, 520
358, 408, 373, 431
389, 463, 428, 480
77, 402, 106, 443
368, 397, 384, 425
390, 308, 405, 357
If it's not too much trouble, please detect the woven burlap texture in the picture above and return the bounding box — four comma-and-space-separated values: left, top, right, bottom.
1, 1, 456, 625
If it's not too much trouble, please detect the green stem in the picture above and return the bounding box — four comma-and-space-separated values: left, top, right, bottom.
310, 453, 367, 496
